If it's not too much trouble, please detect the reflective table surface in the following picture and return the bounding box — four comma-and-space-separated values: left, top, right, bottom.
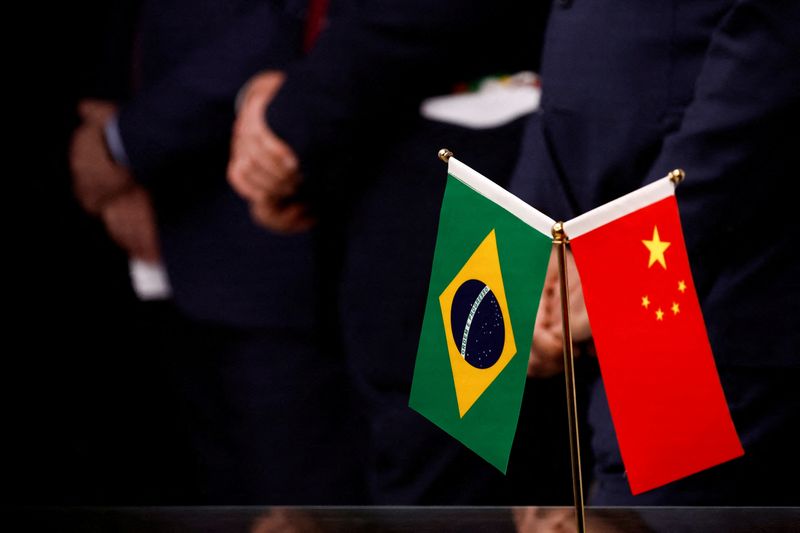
8, 506, 800, 532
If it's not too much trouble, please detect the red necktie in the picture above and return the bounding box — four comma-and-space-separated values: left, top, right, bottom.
303, 0, 329, 53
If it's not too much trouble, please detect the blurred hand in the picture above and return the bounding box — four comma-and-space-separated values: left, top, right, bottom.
228, 71, 298, 199
249, 197, 315, 234
514, 507, 633, 533
528, 247, 592, 378
70, 99, 134, 214
100, 185, 161, 262
513, 507, 577, 533
227, 71, 313, 233
250, 508, 322, 533
529, 248, 564, 378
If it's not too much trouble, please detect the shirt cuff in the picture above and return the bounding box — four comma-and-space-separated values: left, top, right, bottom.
104, 115, 131, 168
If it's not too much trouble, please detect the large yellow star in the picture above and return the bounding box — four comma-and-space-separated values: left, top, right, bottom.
642, 226, 671, 269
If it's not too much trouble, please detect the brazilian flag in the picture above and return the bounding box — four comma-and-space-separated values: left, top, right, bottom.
409, 156, 554, 473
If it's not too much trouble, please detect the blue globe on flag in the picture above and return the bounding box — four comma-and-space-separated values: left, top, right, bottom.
450, 279, 506, 369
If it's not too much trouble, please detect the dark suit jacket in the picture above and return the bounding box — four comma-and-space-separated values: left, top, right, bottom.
114, 0, 313, 329
257, 1, 551, 504
510, 0, 800, 368
114, 0, 549, 329
266, 1, 550, 184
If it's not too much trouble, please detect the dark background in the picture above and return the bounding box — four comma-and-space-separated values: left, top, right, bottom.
8, 2, 194, 503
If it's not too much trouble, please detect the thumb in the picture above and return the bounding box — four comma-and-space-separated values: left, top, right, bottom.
245, 71, 287, 107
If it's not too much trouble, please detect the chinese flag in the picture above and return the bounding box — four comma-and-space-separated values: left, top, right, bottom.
564, 178, 743, 495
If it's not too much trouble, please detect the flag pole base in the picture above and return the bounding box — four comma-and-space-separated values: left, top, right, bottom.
552, 222, 587, 533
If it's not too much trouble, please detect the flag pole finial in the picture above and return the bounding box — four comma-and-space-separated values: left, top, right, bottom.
552, 221, 567, 242
438, 148, 453, 163
669, 168, 685, 185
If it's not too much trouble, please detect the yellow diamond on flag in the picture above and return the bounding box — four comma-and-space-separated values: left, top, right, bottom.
439, 230, 517, 418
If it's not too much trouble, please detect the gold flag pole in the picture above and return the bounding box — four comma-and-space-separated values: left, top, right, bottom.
552, 222, 586, 533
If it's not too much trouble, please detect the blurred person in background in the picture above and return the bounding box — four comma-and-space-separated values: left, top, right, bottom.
518, 0, 800, 505
69, 0, 366, 503
228, 1, 596, 504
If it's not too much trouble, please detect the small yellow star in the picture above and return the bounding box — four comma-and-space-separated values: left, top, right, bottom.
678, 280, 687, 293
641, 296, 650, 309
642, 226, 671, 269
655, 308, 664, 321
671, 302, 680, 315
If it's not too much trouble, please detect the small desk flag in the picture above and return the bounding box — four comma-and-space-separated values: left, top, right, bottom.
563, 177, 744, 494
409, 157, 554, 473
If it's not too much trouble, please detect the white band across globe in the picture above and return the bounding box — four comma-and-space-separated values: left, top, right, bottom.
460, 283, 492, 359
